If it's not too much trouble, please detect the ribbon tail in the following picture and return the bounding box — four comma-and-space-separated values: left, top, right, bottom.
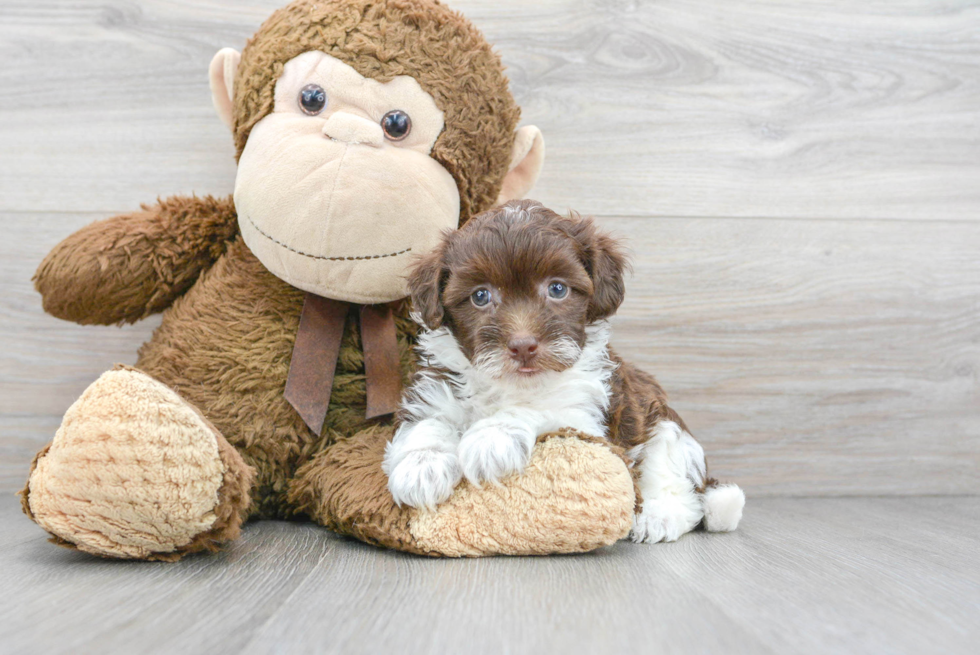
360, 303, 404, 420
284, 294, 350, 434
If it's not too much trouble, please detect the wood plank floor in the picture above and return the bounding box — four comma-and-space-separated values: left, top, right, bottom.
2, 493, 978, 655
1, 1, 978, 219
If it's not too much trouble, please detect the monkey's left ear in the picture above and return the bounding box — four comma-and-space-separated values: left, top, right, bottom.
209, 48, 241, 131
495, 126, 545, 206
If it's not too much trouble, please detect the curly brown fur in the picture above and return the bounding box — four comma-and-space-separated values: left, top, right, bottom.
34, 195, 239, 325
133, 236, 418, 518
288, 425, 436, 556
32, 0, 512, 521
407, 198, 629, 372
397, 201, 744, 541
408, 200, 689, 457
26, 1, 586, 557
234, 0, 520, 220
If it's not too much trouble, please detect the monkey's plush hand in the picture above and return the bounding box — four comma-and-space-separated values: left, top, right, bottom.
35, 195, 238, 325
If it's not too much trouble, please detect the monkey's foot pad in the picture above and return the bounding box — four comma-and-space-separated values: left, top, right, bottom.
21, 366, 251, 561
302, 428, 637, 557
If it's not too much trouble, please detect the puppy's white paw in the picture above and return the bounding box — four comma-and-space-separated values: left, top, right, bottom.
631, 511, 684, 544
386, 449, 462, 510
458, 419, 534, 486
630, 498, 702, 544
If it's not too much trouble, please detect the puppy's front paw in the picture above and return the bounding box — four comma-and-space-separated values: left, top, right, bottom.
387, 450, 462, 510
630, 499, 702, 544
458, 419, 534, 486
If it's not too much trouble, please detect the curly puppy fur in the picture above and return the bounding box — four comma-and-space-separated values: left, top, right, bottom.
385, 200, 745, 542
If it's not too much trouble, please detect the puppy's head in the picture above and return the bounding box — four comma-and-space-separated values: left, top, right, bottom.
407, 199, 628, 379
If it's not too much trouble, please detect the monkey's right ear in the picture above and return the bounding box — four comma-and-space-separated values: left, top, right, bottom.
209, 48, 241, 131
407, 248, 447, 330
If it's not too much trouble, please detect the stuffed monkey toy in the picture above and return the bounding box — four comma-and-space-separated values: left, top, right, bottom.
20, 0, 637, 560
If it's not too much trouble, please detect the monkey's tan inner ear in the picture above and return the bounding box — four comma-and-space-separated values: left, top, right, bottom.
209, 48, 241, 130
495, 125, 545, 206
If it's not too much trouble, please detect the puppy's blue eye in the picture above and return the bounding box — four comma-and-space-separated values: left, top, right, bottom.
299, 84, 327, 115
471, 288, 492, 308
548, 281, 568, 299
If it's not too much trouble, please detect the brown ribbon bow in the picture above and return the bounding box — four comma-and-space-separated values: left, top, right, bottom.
284, 293, 403, 434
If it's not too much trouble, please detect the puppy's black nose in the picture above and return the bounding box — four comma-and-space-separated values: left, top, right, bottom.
508, 334, 538, 363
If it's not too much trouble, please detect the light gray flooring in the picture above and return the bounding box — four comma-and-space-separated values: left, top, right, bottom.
2, 494, 978, 655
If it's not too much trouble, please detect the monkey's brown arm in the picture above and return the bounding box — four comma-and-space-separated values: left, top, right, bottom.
34, 195, 239, 325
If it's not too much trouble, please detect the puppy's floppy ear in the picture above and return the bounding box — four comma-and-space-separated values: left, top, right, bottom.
569, 213, 629, 322
407, 244, 448, 329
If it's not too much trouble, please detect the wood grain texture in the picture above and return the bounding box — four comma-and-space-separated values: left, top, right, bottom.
1, 2, 978, 495
2, 212, 978, 496
2, 494, 979, 654
611, 215, 980, 495
2, 2, 978, 651
0, 0, 978, 219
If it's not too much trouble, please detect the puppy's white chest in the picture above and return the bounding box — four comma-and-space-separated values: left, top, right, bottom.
460, 371, 610, 437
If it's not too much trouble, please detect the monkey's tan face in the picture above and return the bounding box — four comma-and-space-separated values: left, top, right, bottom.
235, 51, 460, 304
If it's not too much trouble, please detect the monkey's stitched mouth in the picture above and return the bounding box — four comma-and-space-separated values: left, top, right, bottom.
242, 213, 412, 262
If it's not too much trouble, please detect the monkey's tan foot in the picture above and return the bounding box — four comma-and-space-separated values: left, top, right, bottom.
20, 366, 254, 561
290, 427, 636, 557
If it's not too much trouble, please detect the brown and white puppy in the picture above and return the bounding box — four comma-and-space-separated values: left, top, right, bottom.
383, 200, 745, 542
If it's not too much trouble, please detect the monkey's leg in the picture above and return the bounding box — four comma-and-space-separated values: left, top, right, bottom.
288, 427, 637, 556
20, 366, 254, 561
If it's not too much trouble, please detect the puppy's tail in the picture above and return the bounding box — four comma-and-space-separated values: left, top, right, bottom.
700, 480, 745, 533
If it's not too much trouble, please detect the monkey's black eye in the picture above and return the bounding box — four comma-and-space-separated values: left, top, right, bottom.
381, 110, 412, 141
299, 84, 327, 115
471, 288, 492, 308
547, 281, 569, 299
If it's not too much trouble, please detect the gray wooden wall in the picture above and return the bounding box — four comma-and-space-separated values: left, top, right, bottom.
1, 0, 978, 496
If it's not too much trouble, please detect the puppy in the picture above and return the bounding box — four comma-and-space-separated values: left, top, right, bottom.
383, 200, 745, 543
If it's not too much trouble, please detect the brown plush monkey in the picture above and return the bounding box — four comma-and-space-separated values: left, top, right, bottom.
21, 0, 636, 560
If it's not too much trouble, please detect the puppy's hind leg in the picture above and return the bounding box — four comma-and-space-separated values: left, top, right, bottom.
630, 421, 706, 543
